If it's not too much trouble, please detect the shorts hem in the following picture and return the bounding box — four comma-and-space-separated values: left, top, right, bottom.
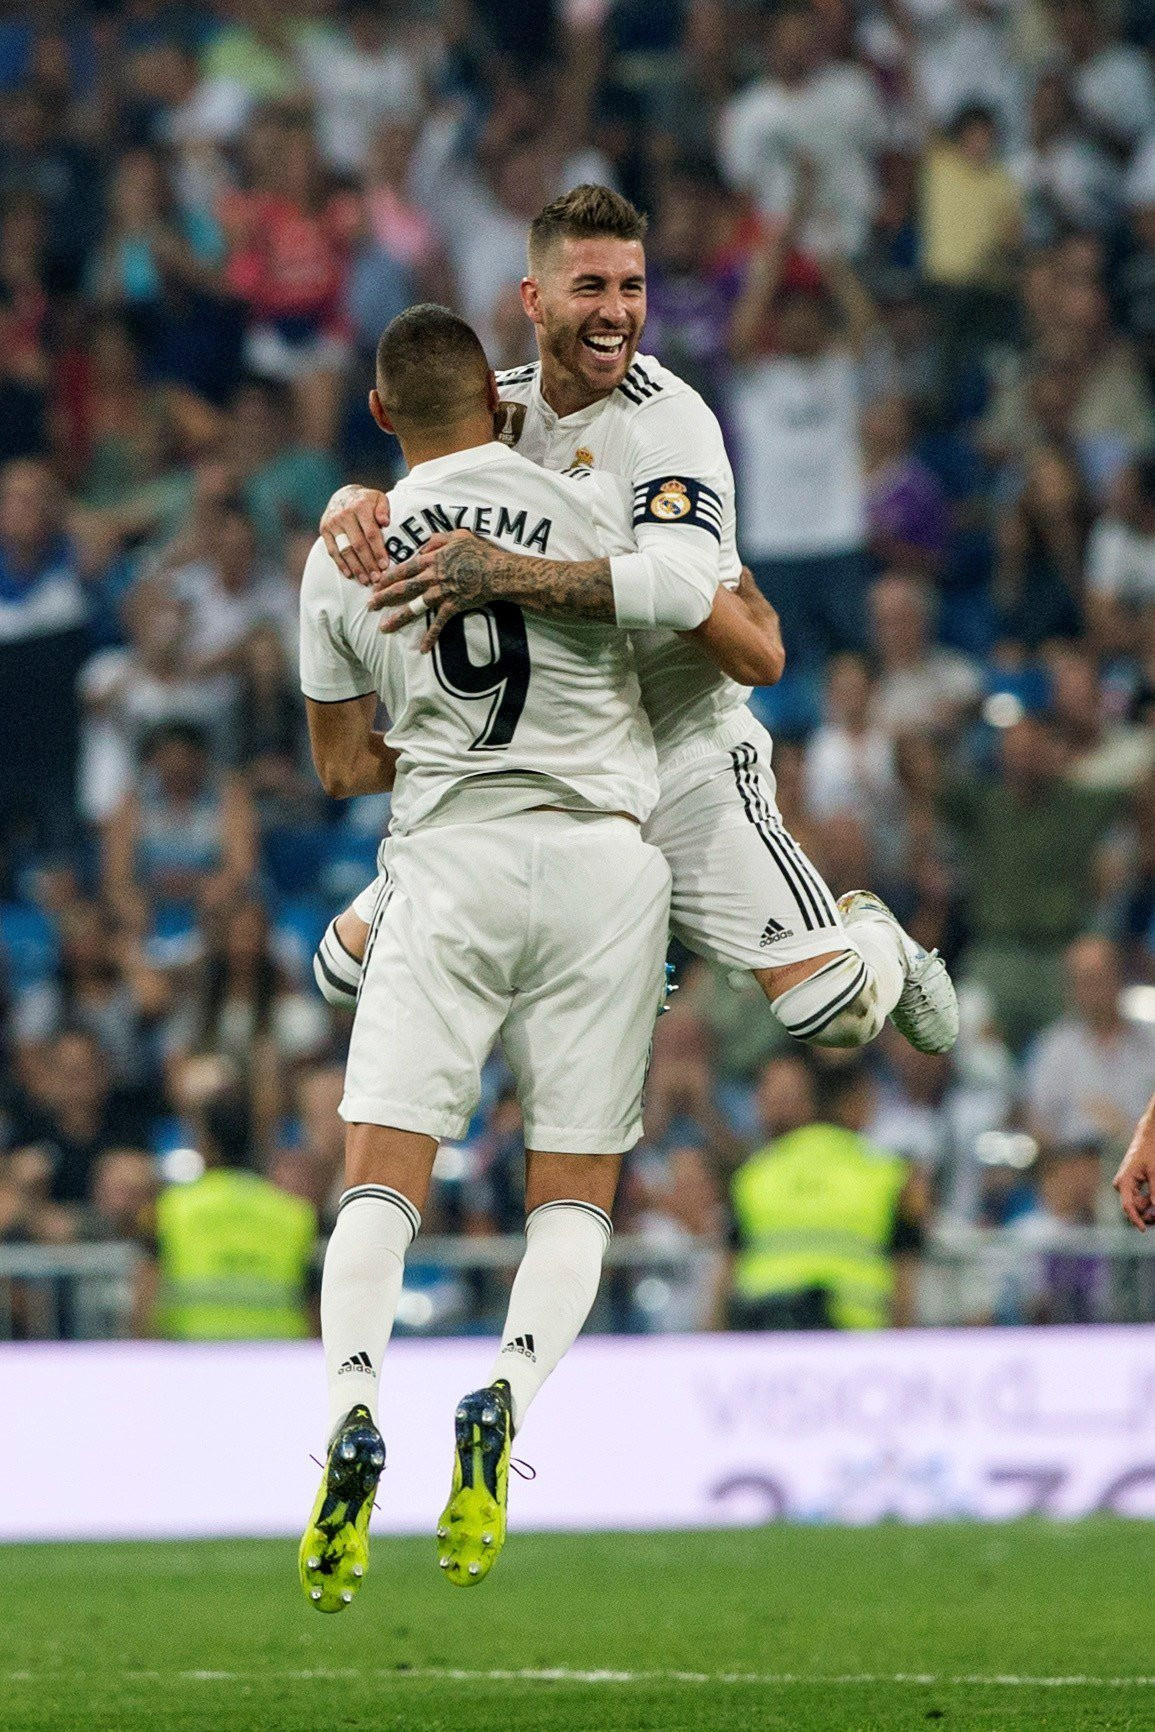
339, 1097, 469, 1141
692, 928, 849, 974
522, 1119, 643, 1155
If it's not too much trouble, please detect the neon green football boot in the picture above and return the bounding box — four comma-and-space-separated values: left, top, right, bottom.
436, 1380, 513, 1586
299, 1404, 384, 1612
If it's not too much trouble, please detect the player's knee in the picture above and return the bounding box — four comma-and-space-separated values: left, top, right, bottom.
313, 917, 362, 1010
769, 947, 885, 1050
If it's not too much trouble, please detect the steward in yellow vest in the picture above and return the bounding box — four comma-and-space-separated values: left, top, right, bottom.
728, 1061, 921, 1330
145, 1090, 317, 1340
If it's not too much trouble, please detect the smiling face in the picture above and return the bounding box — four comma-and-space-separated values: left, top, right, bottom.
522, 235, 647, 414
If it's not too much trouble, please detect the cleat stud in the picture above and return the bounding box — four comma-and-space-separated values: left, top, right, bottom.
341, 1591, 353, 1604
310, 1588, 322, 1602
352, 1565, 364, 1578
436, 1526, 447, 1539
340, 1441, 356, 1461
481, 1407, 496, 1425
306, 1557, 320, 1571
439, 1556, 451, 1569
481, 1532, 492, 1545
468, 1562, 480, 1576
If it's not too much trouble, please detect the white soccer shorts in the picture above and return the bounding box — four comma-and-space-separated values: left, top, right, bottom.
644, 720, 845, 972
340, 809, 672, 1154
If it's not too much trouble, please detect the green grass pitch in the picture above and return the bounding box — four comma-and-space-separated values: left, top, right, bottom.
0, 1522, 1150, 1731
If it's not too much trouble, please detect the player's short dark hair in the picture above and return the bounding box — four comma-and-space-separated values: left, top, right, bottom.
528, 184, 648, 270
375, 304, 491, 429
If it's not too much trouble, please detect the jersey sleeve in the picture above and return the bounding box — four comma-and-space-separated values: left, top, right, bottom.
607, 388, 730, 631
298, 538, 376, 703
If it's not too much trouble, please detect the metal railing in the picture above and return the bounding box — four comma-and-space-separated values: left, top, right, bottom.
2, 1227, 1155, 1339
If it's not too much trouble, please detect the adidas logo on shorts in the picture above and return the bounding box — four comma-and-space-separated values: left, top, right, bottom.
759, 918, 791, 948
338, 1351, 373, 1375
502, 1333, 536, 1362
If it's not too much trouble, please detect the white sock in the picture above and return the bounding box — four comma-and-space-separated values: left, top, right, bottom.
847, 917, 906, 1017
488, 1201, 612, 1433
321, 1184, 420, 1432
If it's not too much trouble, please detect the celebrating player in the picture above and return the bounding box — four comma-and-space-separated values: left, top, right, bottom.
297, 302, 754, 1611
317, 185, 959, 1061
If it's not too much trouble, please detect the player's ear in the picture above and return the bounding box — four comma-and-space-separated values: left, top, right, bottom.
368, 389, 393, 435
485, 369, 500, 414
520, 276, 541, 324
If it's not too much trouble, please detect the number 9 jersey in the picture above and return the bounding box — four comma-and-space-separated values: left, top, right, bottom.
298, 439, 660, 835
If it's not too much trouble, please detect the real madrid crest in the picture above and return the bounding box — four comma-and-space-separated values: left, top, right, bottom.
574, 447, 594, 467
650, 478, 691, 520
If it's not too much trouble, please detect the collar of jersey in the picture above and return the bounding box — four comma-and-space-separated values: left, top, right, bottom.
531, 375, 609, 430
403, 441, 518, 486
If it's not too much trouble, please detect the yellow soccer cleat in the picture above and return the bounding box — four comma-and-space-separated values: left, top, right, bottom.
299, 1404, 384, 1613
436, 1380, 513, 1587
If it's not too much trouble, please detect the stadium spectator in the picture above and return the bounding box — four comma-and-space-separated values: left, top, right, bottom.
725, 1060, 924, 1330
989, 1146, 1110, 1324
165, 495, 296, 678
134, 1072, 317, 1340
719, 0, 886, 257
804, 652, 900, 827
861, 397, 951, 580
221, 103, 357, 448
1025, 935, 1155, 1169
164, 896, 329, 1158
4, 1026, 151, 1216
941, 715, 1120, 1049
11, 900, 167, 1109
100, 721, 258, 955
0, 459, 90, 892
729, 189, 876, 668
869, 574, 981, 738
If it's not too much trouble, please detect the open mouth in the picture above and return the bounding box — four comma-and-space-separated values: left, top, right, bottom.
581, 332, 629, 362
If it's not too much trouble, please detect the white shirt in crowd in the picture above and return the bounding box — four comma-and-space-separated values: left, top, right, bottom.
726, 350, 867, 559
720, 62, 887, 256
1026, 1016, 1155, 1152
1085, 515, 1155, 605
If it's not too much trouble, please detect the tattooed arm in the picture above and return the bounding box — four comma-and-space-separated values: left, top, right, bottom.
374, 529, 616, 650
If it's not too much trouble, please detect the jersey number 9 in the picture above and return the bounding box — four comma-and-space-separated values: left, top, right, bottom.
432, 602, 531, 750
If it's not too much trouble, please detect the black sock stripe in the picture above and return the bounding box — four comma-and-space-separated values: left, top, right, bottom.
315, 944, 359, 1000
527, 1199, 613, 1240
730, 748, 818, 930
783, 963, 870, 1038
338, 1184, 421, 1240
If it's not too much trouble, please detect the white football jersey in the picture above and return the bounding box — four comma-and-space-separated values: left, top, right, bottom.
299, 441, 659, 834
496, 354, 747, 759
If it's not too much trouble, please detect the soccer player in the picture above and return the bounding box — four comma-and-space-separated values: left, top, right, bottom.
317, 185, 958, 1060
298, 302, 741, 1610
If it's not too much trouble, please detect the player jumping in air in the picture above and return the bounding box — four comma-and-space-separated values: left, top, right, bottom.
317, 185, 959, 1068
298, 303, 764, 1610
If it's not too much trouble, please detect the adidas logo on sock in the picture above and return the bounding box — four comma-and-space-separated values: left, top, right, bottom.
338, 1351, 373, 1375
502, 1333, 536, 1362
759, 917, 790, 947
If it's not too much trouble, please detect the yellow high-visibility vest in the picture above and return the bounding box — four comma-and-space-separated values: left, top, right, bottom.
156, 1168, 316, 1340
730, 1125, 908, 1329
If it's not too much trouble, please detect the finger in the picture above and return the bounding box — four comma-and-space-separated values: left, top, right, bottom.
377, 589, 442, 634
367, 551, 441, 609
420, 599, 460, 653
321, 526, 367, 584
1116, 1174, 1147, 1231
329, 519, 381, 584
352, 500, 391, 572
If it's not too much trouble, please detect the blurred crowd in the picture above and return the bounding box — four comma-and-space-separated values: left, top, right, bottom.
2, 0, 1155, 1338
